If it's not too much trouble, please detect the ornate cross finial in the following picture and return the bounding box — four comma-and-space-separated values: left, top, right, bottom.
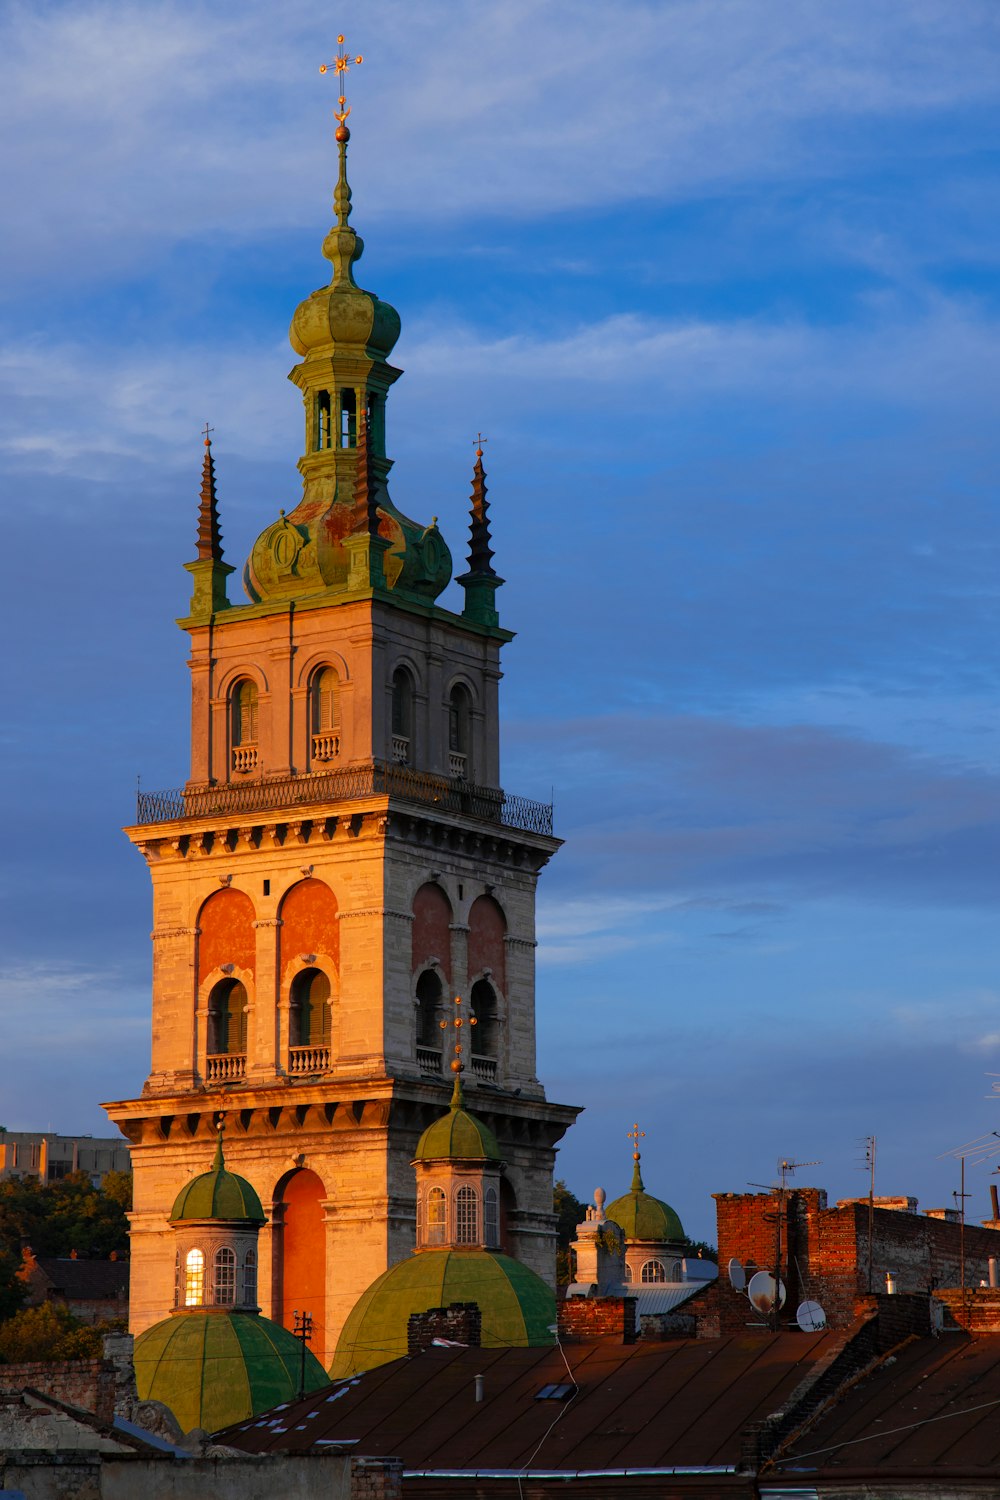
439, 993, 477, 1077
627, 1123, 646, 1161
202, 421, 214, 447
473, 432, 488, 459
320, 34, 364, 124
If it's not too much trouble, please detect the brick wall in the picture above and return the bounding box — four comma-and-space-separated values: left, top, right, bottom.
408, 1302, 482, 1354
713, 1188, 1000, 1331
558, 1296, 636, 1344
0, 1358, 115, 1422
934, 1288, 1000, 1331
351, 1455, 404, 1500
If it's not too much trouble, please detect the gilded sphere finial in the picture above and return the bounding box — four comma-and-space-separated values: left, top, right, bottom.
335, 123, 350, 142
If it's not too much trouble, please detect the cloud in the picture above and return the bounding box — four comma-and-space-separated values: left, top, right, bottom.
2, 0, 1000, 285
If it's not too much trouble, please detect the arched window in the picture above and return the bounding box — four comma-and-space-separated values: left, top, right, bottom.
184, 1248, 205, 1306
290, 968, 331, 1050
311, 667, 340, 762
214, 1246, 237, 1305
456, 1185, 479, 1245
231, 679, 258, 773
416, 970, 443, 1051
391, 668, 413, 764
623, 1263, 633, 1284
448, 684, 471, 778
641, 1259, 667, 1284
470, 978, 498, 1061
243, 1249, 258, 1307
484, 1187, 499, 1248
208, 979, 247, 1057
427, 1187, 446, 1246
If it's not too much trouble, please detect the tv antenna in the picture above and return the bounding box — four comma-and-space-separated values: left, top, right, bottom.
939, 1131, 1000, 1302
748, 1158, 821, 1331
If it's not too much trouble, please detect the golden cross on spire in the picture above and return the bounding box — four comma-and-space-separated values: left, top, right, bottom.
472, 432, 488, 459
627, 1122, 646, 1161
440, 993, 477, 1075
320, 34, 364, 124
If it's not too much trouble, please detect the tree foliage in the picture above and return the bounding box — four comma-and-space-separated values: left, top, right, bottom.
0, 1172, 131, 1262
0, 1302, 104, 1365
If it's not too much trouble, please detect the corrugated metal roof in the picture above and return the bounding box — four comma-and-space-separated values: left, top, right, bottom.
771, 1332, 1000, 1477
218, 1332, 842, 1472
625, 1284, 708, 1315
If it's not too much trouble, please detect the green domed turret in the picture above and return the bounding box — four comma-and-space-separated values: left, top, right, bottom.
330, 1249, 554, 1378
170, 1134, 265, 1224
414, 1075, 501, 1164
135, 1310, 327, 1434
605, 1157, 684, 1243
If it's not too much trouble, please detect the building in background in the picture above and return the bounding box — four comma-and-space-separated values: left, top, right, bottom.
0, 1129, 130, 1186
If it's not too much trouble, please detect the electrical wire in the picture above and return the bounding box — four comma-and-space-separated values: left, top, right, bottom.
516, 1330, 578, 1500
769, 1393, 1000, 1467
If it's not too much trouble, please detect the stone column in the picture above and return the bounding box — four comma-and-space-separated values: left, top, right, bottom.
250, 918, 282, 1079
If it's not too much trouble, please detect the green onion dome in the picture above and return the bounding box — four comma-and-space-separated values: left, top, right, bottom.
605, 1161, 685, 1242
134, 1311, 327, 1434
169, 1135, 265, 1224
413, 1077, 502, 1164
329, 1248, 555, 1378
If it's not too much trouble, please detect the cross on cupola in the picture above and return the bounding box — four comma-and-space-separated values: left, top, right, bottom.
628, 1122, 647, 1192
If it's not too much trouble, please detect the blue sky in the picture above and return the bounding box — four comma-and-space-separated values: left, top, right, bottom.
2, 0, 999, 1242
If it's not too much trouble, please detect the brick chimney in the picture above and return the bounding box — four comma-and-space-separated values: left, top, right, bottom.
407, 1302, 482, 1355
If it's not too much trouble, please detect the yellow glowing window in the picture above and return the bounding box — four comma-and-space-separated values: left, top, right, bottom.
427, 1187, 446, 1246
184, 1248, 205, 1306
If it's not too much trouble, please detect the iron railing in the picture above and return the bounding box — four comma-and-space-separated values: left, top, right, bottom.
136, 760, 554, 837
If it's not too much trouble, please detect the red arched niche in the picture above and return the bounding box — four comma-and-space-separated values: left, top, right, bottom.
277, 1167, 327, 1366
412, 883, 452, 983
197, 888, 256, 986
468, 895, 506, 991
279, 879, 339, 982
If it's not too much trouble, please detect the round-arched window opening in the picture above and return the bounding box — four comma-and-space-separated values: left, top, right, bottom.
185, 1248, 205, 1306
243, 1249, 258, 1308
208, 979, 247, 1057
470, 978, 498, 1060
484, 1186, 499, 1248
640, 1259, 667, 1284
290, 968, 331, 1049
456, 1185, 479, 1245
214, 1246, 237, 1306
416, 970, 443, 1049
391, 668, 413, 764
427, 1187, 446, 1246
448, 684, 471, 778
311, 667, 341, 763
230, 680, 259, 778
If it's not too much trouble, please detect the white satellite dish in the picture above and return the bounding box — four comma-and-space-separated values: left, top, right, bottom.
747, 1270, 787, 1314
796, 1299, 827, 1332
728, 1258, 746, 1292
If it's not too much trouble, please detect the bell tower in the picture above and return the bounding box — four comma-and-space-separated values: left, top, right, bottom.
105, 45, 579, 1371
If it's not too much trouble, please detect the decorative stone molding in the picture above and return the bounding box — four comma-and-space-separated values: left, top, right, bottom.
505, 935, 537, 950
150, 926, 200, 943
252, 918, 283, 929
337, 907, 413, 922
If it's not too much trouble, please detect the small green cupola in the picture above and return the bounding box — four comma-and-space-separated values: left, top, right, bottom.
243, 42, 451, 606
604, 1127, 686, 1285
414, 1073, 502, 1164
170, 1130, 265, 1224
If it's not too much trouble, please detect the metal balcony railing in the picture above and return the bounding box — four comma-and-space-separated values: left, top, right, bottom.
135, 760, 554, 837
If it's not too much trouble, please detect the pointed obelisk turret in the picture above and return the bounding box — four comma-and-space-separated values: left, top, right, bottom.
457, 437, 504, 628
182, 426, 233, 620
345, 408, 391, 590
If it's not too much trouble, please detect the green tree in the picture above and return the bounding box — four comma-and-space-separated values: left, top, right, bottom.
553, 1180, 586, 1286
0, 1303, 103, 1364
0, 1172, 130, 1262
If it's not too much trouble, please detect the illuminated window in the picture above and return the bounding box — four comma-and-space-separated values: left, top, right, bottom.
427, 1187, 446, 1246
184, 1248, 205, 1306
484, 1187, 499, 1247
456, 1185, 479, 1245
214, 1246, 237, 1305
243, 1249, 258, 1307
641, 1259, 667, 1284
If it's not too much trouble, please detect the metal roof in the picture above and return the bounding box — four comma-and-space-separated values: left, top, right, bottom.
770, 1330, 1000, 1479
218, 1332, 841, 1472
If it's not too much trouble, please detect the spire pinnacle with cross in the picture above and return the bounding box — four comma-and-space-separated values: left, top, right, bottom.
627, 1123, 646, 1193
440, 994, 477, 1107
320, 35, 363, 125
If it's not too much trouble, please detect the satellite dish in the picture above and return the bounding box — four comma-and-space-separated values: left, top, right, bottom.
796, 1299, 827, 1332
728, 1258, 746, 1292
747, 1270, 787, 1314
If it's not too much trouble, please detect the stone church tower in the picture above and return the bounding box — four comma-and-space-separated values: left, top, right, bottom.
104, 72, 579, 1368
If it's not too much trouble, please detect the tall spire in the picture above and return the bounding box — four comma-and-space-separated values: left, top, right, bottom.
182, 426, 233, 621
319, 36, 365, 288
195, 425, 223, 562
457, 437, 504, 628
466, 438, 497, 578
628, 1122, 646, 1193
